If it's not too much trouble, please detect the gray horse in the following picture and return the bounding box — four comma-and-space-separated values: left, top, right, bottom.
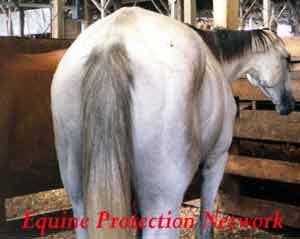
51, 7, 294, 239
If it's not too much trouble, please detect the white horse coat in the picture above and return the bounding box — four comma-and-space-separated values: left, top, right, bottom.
51, 7, 293, 239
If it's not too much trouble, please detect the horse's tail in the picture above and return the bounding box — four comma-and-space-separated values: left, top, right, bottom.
81, 42, 134, 239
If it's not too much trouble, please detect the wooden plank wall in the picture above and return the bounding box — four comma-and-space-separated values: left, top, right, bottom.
218, 35, 300, 228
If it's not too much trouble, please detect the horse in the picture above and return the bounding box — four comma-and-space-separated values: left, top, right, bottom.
0, 49, 65, 220
51, 7, 294, 239
191, 27, 295, 114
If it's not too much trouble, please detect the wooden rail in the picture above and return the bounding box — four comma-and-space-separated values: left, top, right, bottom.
226, 155, 300, 184
232, 79, 300, 101
184, 193, 300, 229
225, 45, 300, 230
283, 37, 300, 61
217, 193, 300, 229
234, 110, 300, 143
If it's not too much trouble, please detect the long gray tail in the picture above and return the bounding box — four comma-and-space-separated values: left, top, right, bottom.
81, 42, 134, 239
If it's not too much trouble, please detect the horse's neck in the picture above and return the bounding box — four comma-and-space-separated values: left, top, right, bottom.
222, 55, 252, 83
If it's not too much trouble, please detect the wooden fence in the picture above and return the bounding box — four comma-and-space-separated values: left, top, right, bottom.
185, 37, 300, 229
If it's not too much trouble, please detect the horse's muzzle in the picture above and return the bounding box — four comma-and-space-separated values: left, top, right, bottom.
277, 93, 295, 115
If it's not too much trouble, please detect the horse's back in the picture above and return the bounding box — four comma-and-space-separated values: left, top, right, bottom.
52, 6, 206, 111
52, 7, 206, 160
53, 7, 205, 85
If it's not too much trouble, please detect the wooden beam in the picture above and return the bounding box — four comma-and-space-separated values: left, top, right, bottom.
226, 155, 300, 184
282, 37, 300, 61
83, 0, 91, 29
213, 0, 239, 29
3, 208, 73, 233
185, 193, 300, 229
175, 0, 183, 22
51, 0, 64, 39
221, 174, 240, 202
234, 110, 300, 143
287, 0, 300, 34
217, 193, 300, 229
0, 197, 5, 226
183, 0, 195, 24
232, 79, 300, 101
263, 0, 271, 28
19, 3, 51, 8
64, 19, 81, 39
290, 63, 300, 71
169, 0, 176, 18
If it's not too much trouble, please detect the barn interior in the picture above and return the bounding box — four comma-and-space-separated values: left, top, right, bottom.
0, 1, 300, 239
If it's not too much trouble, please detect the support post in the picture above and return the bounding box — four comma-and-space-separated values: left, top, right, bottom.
175, 0, 183, 22
183, 0, 196, 25
52, 0, 64, 38
19, 8, 24, 37
0, 197, 5, 226
83, 0, 91, 29
169, 0, 183, 21
287, 0, 300, 34
72, 0, 80, 19
213, 0, 239, 29
169, 0, 176, 18
263, 0, 271, 28
7, 7, 13, 36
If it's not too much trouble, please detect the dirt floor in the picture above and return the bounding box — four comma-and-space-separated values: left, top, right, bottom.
2, 189, 300, 239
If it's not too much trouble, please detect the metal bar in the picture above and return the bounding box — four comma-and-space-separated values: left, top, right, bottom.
242, 0, 257, 20
100, 0, 106, 18
19, 3, 52, 8
104, 0, 112, 10
90, 0, 102, 12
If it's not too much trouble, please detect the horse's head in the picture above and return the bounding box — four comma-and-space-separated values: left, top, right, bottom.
246, 31, 294, 115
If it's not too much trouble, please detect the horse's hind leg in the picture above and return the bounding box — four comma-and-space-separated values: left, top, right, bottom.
137, 181, 187, 239
196, 152, 228, 239
134, 154, 195, 239
53, 118, 87, 239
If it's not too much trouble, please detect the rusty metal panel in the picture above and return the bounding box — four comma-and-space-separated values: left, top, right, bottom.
0, 37, 72, 54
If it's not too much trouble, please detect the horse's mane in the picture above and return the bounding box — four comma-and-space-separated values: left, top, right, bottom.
189, 26, 280, 62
